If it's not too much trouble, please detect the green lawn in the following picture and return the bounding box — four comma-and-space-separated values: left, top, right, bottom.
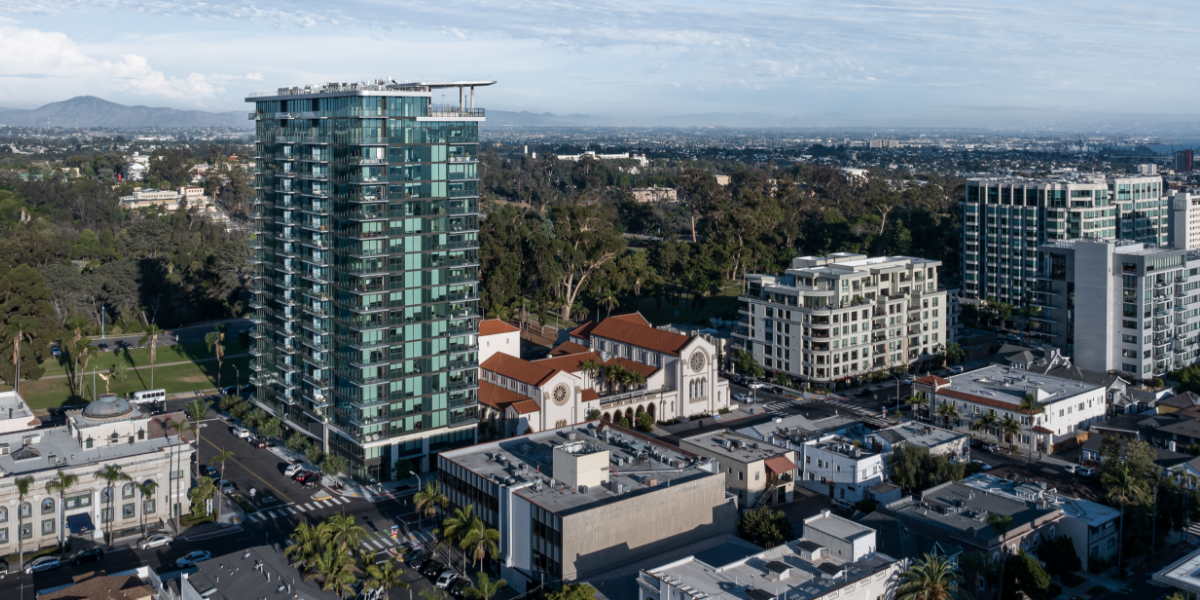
15, 355, 251, 410
39, 339, 249, 378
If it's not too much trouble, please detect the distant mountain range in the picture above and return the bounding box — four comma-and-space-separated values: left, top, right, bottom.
485, 110, 809, 128
0, 96, 250, 129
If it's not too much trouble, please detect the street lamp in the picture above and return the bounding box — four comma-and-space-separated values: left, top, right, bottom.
885, 370, 903, 417
410, 470, 422, 529
232, 365, 240, 391
100, 305, 106, 340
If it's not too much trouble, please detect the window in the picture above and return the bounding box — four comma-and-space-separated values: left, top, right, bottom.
41, 519, 53, 535
65, 492, 91, 510
143, 499, 156, 514
0, 529, 7, 543
19, 503, 30, 519
101, 487, 111, 502
41, 499, 53, 515
0, 507, 7, 523
19, 523, 30, 540
101, 508, 113, 524
122, 504, 135, 519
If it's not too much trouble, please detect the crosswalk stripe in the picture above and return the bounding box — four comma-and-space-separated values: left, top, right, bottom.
287, 507, 297, 514
360, 542, 372, 551
249, 514, 260, 522
332, 496, 346, 504
301, 503, 313, 511
294, 504, 306, 512
273, 509, 286, 518
322, 499, 334, 507
371, 539, 385, 549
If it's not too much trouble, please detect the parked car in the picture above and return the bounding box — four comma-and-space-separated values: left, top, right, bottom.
138, 533, 173, 549
448, 578, 470, 599
0, 560, 9, 579
232, 426, 251, 438
903, 377, 915, 385
1064, 464, 1079, 474
970, 460, 992, 471
733, 393, 750, 403
949, 366, 965, 374
284, 463, 302, 477
50, 346, 62, 358
436, 570, 458, 589
405, 550, 429, 568
293, 470, 311, 483
970, 439, 985, 449
220, 479, 236, 494
748, 382, 766, 389
984, 443, 1000, 453
97, 342, 109, 352
176, 550, 212, 568
1077, 466, 1097, 477
24, 556, 61, 574
117, 340, 133, 350
221, 386, 239, 396
249, 438, 268, 449
423, 560, 447, 579
71, 548, 104, 565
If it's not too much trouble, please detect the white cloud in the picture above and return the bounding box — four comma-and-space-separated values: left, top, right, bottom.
0, 23, 219, 105
245, 72, 263, 80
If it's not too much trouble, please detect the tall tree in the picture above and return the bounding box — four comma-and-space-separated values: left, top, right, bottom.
896, 553, 965, 600
46, 471, 79, 551
185, 399, 207, 477
96, 464, 131, 545
14, 476, 32, 573
138, 324, 162, 389
0, 264, 58, 387
136, 480, 158, 538
465, 572, 508, 600
1102, 463, 1149, 571
211, 449, 234, 520
205, 323, 228, 390
550, 202, 626, 322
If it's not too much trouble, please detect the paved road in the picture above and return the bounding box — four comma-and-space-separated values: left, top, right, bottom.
83, 318, 252, 350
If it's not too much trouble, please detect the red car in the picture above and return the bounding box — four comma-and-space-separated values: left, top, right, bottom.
293, 471, 311, 483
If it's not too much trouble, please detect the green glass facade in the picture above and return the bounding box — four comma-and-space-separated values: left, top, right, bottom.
246, 85, 482, 481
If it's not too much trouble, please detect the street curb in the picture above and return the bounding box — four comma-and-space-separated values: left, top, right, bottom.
181, 525, 244, 542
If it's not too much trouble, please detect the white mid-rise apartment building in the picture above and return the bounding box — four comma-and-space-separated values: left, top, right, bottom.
1170, 189, 1200, 250
737, 254, 947, 388
1035, 239, 1200, 378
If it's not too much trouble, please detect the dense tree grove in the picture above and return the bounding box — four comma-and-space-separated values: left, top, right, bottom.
0, 175, 250, 387
478, 151, 964, 325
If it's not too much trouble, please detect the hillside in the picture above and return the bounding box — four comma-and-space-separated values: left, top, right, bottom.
0, 96, 251, 128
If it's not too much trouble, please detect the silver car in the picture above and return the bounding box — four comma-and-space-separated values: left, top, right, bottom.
139, 533, 174, 549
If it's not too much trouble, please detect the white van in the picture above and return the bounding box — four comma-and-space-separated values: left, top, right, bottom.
130, 389, 167, 404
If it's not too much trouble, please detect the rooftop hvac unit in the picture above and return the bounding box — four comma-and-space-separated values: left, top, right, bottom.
579, 485, 589, 494
0, 444, 8, 456
567, 432, 577, 441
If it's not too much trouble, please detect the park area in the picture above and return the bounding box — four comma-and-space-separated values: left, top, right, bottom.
2, 339, 251, 411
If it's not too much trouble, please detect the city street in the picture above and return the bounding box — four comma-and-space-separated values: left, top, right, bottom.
83, 318, 252, 350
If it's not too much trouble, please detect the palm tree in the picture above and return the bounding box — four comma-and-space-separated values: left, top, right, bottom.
135, 481, 158, 538
205, 323, 229, 390
1018, 393, 1044, 463
570, 301, 589, 323
284, 521, 324, 570
365, 559, 409, 599
461, 520, 500, 568
211, 449, 234, 520
439, 505, 478, 572
96, 464, 131, 544
185, 399, 207, 477
1000, 414, 1021, 449
65, 315, 89, 343
168, 418, 195, 531
46, 471, 79, 551
627, 370, 647, 392
413, 482, 448, 530
14, 476, 32, 572
320, 513, 366, 553
309, 550, 359, 599
598, 291, 618, 318
1102, 464, 1150, 572
138, 324, 163, 389
938, 402, 959, 429
907, 394, 930, 421
972, 410, 998, 442
579, 358, 603, 387
466, 572, 508, 600
896, 553, 967, 600
9, 317, 33, 393
71, 338, 92, 399
987, 513, 1014, 600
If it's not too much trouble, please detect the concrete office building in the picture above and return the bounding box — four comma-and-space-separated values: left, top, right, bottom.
962, 473, 1120, 571
245, 79, 494, 479
737, 254, 947, 388
680, 431, 798, 509
437, 422, 737, 591
1170, 190, 1200, 250
637, 511, 900, 600
1035, 239, 1200, 378
913, 366, 1106, 453
962, 173, 1168, 304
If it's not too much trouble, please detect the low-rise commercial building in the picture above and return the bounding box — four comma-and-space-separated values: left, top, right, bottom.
737, 253, 947, 388
637, 510, 900, 600
0, 393, 193, 556
798, 436, 886, 506
735, 414, 862, 453
679, 431, 798, 509
914, 365, 1107, 453
178, 544, 336, 599
438, 422, 737, 591
962, 473, 1120, 570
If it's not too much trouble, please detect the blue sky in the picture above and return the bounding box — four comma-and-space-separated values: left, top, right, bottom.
0, 0, 1195, 122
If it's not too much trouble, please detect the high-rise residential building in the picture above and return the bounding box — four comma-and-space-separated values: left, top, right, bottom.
1034, 239, 1200, 378
1177, 149, 1194, 173
245, 79, 492, 479
962, 172, 1167, 303
736, 254, 947, 388
1170, 189, 1200, 250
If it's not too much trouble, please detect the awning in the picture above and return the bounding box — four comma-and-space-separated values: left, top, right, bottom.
66, 512, 95, 535
764, 455, 798, 474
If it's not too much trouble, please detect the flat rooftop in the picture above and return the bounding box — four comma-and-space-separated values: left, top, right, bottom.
186, 544, 333, 599
870, 423, 968, 448
0, 391, 37, 429
961, 473, 1119, 526
682, 431, 792, 463
440, 423, 719, 516
945, 364, 1101, 407
1154, 547, 1200, 594
641, 537, 895, 600
0, 418, 189, 477
804, 511, 875, 542
891, 481, 1059, 540
737, 414, 861, 445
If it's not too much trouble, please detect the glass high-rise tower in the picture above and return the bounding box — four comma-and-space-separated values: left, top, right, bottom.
245, 79, 491, 481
